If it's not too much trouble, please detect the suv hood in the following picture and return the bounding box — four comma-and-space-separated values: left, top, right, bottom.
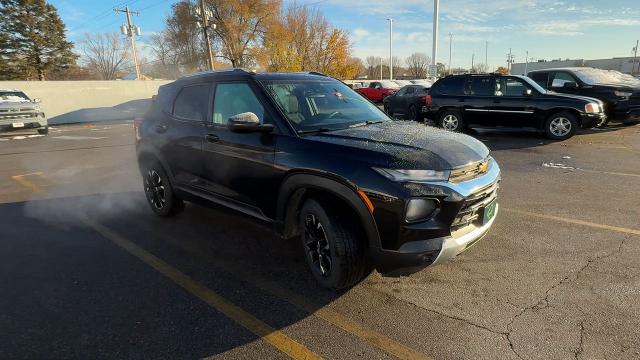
0, 102, 40, 111
546, 92, 603, 104
307, 121, 489, 170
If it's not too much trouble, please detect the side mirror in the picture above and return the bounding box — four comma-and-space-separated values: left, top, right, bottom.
563, 81, 578, 89
523, 89, 533, 96
227, 112, 274, 133
32, 98, 41, 103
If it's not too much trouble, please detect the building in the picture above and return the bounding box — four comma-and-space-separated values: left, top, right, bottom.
511, 56, 640, 75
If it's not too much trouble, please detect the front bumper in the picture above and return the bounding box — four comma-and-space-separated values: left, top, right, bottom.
0, 118, 47, 133
370, 160, 501, 275
580, 112, 606, 128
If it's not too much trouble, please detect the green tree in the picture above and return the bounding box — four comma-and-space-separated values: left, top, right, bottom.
0, 0, 77, 80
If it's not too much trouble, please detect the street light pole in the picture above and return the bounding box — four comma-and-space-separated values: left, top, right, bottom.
485, 41, 488, 72
448, 33, 453, 75
432, 0, 439, 78
524, 50, 529, 75
387, 18, 393, 80
471, 53, 475, 72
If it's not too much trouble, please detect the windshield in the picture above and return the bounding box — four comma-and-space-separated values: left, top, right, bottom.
411, 80, 433, 87
261, 79, 391, 133
519, 76, 549, 94
573, 68, 640, 86
0, 91, 30, 102
393, 80, 412, 86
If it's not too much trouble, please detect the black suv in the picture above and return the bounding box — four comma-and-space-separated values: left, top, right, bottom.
136, 69, 500, 289
382, 84, 431, 121
427, 73, 606, 140
528, 67, 640, 125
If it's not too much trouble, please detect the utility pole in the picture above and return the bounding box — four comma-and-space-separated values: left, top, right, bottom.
632, 40, 639, 75
471, 53, 475, 72
524, 50, 529, 75
432, 0, 439, 78
387, 18, 393, 80
448, 33, 453, 75
485, 41, 488, 72
115, 6, 141, 80
379, 57, 383, 80
198, 0, 215, 70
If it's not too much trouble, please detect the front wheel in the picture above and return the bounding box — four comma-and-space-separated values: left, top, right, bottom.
438, 110, 464, 132
545, 112, 578, 140
37, 127, 48, 135
300, 199, 369, 289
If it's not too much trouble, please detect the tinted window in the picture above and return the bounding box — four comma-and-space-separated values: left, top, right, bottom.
503, 77, 529, 96
404, 86, 416, 95
433, 76, 466, 95
370, 82, 380, 88
395, 87, 409, 97
173, 84, 209, 121
550, 72, 576, 88
212, 83, 264, 125
465, 77, 492, 96
529, 72, 549, 88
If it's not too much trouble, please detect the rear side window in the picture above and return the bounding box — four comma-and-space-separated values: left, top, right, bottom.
529, 72, 549, 88
173, 84, 210, 121
433, 76, 465, 95
464, 77, 492, 96
550, 72, 577, 88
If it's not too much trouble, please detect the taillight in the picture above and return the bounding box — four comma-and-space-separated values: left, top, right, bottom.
419, 95, 432, 106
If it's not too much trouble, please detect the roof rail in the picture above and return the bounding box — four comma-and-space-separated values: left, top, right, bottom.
308, 71, 329, 77
179, 68, 256, 79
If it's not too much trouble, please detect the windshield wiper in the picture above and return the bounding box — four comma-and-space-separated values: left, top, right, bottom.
348, 120, 385, 128
297, 127, 334, 134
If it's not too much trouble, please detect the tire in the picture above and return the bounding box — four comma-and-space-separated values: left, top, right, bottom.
544, 111, 578, 140
299, 199, 369, 289
438, 109, 464, 132
37, 127, 48, 135
408, 104, 420, 121
141, 161, 184, 217
383, 103, 390, 115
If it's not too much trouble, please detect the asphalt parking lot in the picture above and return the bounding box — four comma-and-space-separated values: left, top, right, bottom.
1, 121, 639, 360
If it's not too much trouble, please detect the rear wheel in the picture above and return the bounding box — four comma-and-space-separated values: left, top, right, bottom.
142, 162, 184, 217
408, 104, 419, 121
545, 111, 578, 140
438, 110, 464, 132
300, 199, 369, 289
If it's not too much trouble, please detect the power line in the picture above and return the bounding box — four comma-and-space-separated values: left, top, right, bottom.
114, 6, 142, 79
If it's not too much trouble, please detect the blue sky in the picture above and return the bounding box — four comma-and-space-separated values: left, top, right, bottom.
51, 0, 640, 70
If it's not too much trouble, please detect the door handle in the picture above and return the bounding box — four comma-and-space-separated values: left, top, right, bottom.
155, 124, 168, 133
205, 134, 219, 143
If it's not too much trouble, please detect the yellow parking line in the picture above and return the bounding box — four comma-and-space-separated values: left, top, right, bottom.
503, 208, 640, 236
83, 219, 322, 360
11, 172, 44, 192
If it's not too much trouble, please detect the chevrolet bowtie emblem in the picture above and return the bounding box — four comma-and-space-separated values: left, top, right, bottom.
478, 161, 489, 173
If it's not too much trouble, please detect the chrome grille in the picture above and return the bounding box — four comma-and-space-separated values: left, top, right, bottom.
451, 181, 499, 231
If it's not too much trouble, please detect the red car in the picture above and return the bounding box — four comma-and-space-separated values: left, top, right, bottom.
356, 81, 400, 102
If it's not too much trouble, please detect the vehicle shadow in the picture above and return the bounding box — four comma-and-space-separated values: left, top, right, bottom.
48, 99, 151, 125
0, 191, 346, 359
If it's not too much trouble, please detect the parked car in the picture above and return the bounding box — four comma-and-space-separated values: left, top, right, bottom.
427, 73, 606, 140
355, 80, 399, 102
0, 89, 48, 135
528, 67, 640, 126
382, 84, 431, 121
136, 69, 500, 289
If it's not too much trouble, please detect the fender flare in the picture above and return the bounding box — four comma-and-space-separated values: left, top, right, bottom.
136, 142, 175, 182
276, 172, 381, 250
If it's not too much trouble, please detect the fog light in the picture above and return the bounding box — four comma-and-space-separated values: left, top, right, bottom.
405, 199, 437, 222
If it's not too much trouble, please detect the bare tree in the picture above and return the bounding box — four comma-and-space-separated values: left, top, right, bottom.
391, 56, 403, 78
365, 56, 382, 79
405, 52, 431, 79
148, 31, 181, 79
80, 33, 129, 80
473, 63, 489, 73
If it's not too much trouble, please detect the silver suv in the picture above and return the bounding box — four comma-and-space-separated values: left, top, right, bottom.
0, 89, 48, 135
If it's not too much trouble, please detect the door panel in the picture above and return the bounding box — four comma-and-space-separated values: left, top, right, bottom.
461, 76, 494, 125
490, 77, 537, 127
201, 82, 277, 217
157, 83, 211, 187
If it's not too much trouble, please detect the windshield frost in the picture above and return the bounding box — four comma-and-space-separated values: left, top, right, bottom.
573, 68, 640, 86
261, 79, 391, 132
0, 91, 30, 102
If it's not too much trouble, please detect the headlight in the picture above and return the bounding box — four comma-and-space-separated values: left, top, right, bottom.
373, 168, 450, 182
614, 90, 632, 98
584, 103, 600, 113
